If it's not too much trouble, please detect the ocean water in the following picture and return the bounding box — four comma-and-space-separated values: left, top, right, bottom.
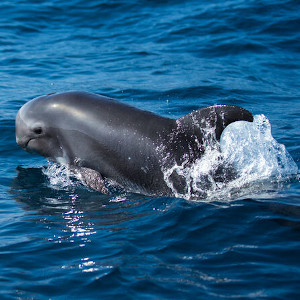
1, 0, 300, 299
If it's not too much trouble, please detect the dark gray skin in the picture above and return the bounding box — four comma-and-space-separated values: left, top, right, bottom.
15, 91, 253, 196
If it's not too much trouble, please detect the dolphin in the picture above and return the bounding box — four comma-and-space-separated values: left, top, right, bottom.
15, 91, 253, 196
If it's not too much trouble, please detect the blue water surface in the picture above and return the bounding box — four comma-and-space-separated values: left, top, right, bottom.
1, 0, 300, 299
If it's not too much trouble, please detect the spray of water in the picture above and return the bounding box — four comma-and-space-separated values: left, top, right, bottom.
162, 115, 298, 200
42, 162, 76, 190
221, 115, 298, 177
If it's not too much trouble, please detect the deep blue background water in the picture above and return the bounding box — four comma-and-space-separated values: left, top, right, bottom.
1, 0, 300, 299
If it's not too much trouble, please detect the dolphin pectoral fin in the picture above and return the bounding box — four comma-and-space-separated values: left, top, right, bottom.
72, 166, 109, 194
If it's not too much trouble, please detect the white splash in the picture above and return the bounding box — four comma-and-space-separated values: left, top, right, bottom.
42, 162, 76, 189
163, 114, 298, 201
220, 115, 298, 178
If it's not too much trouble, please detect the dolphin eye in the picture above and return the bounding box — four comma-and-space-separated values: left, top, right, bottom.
33, 127, 43, 135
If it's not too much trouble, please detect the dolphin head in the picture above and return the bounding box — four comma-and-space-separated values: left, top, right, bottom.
15, 91, 110, 167
16, 94, 67, 161
16, 95, 85, 163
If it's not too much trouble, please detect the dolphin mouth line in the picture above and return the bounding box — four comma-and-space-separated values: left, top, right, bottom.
17, 137, 34, 151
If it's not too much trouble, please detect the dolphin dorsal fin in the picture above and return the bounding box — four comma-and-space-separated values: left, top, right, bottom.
178, 105, 253, 141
